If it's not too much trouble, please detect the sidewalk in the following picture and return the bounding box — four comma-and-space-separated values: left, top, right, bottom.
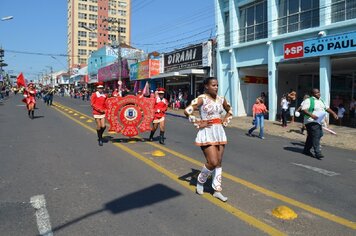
166, 108, 356, 151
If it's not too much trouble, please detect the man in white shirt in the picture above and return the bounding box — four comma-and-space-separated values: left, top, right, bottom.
302, 89, 338, 159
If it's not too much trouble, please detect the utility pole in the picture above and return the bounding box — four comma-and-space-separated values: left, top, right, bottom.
103, 18, 122, 82
47, 66, 53, 87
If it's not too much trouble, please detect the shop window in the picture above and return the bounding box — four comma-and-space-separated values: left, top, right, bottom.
331, 0, 356, 23
239, 0, 267, 43
278, 0, 319, 34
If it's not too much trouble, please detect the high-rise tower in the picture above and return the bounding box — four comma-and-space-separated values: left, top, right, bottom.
67, 0, 131, 70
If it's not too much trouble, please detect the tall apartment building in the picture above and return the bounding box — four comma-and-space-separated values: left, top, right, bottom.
67, 0, 131, 70
216, 0, 356, 123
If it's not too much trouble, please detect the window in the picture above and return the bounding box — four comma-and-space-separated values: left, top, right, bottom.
89, 14, 97, 21
79, 58, 87, 64
108, 34, 117, 41
239, 0, 267, 43
78, 49, 87, 56
89, 23, 97, 29
89, 41, 98, 47
78, 31, 87, 37
78, 40, 87, 46
78, 13, 87, 19
78, 22, 87, 28
89, 0, 97, 3
331, 0, 356, 23
89, 5, 98, 12
224, 12, 230, 46
278, 0, 319, 34
118, 10, 126, 16
119, 27, 126, 33
118, 1, 127, 8
110, 9, 117, 15
89, 32, 97, 38
118, 18, 126, 25
79, 3, 87, 10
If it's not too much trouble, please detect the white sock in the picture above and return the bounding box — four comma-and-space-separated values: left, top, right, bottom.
212, 167, 222, 192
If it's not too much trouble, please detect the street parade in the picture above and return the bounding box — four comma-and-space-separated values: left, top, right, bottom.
0, 0, 356, 235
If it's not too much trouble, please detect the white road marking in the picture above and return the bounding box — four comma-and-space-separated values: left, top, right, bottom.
16, 104, 26, 107
291, 163, 340, 177
30, 195, 53, 236
347, 159, 356, 164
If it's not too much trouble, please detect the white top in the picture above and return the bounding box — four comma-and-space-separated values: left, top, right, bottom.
281, 98, 289, 110
198, 94, 225, 120
337, 107, 345, 118
302, 97, 329, 124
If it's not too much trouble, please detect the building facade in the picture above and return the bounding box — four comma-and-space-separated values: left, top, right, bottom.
67, 0, 131, 70
216, 0, 356, 123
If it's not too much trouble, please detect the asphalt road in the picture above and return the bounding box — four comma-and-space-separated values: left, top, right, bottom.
0, 94, 355, 236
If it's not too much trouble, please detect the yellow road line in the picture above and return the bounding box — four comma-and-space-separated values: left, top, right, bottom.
52, 105, 286, 236
146, 136, 356, 230
53, 102, 356, 230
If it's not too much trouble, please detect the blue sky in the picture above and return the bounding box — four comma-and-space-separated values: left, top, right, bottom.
0, 0, 214, 82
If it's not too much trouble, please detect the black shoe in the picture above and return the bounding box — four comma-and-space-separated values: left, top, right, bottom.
159, 136, 165, 145
315, 154, 325, 159
98, 140, 103, 146
245, 133, 252, 137
302, 150, 313, 156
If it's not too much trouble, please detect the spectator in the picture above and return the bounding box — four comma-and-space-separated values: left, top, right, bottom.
288, 89, 297, 123
337, 104, 346, 126
280, 94, 289, 127
247, 97, 268, 139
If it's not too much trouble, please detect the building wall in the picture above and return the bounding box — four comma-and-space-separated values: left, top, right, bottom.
216, 0, 356, 120
67, 0, 131, 69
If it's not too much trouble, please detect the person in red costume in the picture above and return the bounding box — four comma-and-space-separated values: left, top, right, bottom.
90, 82, 107, 146
23, 83, 37, 119
148, 88, 168, 144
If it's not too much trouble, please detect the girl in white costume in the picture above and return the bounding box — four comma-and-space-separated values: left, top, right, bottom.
184, 77, 233, 202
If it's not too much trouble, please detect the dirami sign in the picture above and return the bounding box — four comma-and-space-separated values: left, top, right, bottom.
284, 31, 356, 59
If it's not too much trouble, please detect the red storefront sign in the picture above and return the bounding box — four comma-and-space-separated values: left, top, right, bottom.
243, 76, 268, 84
284, 41, 304, 59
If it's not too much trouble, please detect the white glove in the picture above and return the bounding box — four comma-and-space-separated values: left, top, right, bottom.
222, 117, 232, 127
157, 109, 160, 113
188, 115, 196, 123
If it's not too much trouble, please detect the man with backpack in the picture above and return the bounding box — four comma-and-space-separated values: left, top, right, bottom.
302, 88, 338, 159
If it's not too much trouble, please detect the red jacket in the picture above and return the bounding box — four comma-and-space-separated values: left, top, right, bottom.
23, 88, 36, 105
90, 91, 107, 115
154, 97, 168, 120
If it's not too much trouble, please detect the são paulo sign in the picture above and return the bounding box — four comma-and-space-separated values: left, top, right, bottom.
284, 31, 356, 59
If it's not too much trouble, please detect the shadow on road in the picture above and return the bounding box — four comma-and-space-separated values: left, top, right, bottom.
107, 137, 145, 143
51, 184, 181, 233
283, 146, 304, 154
178, 169, 214, 194
33, 115, 44, 119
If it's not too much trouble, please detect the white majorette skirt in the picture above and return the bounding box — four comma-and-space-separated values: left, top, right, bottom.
195, 124, 227, 146
93, 114, 105, 119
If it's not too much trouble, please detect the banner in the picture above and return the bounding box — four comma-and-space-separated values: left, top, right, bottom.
129, 59, 160, 80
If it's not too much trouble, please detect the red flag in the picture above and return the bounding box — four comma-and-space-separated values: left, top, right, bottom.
16, 73, 26, 87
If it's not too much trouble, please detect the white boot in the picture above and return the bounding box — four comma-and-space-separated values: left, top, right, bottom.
212, 167, 227, 202
213, 192, 228, 202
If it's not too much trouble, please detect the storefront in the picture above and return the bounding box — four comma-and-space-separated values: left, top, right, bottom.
152, 41, 213, 107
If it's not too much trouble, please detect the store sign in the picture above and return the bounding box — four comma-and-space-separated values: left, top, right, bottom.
243, 76, 268, 84
164, 42, 212, 72
98, 60, 129, 82
284, 31, 356, 59
129, 59, 160, 80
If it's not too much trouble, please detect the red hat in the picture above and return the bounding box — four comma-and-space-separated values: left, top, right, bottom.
28, 82, 34, 87
157, 87, 165, 94
96, 82, 104, 88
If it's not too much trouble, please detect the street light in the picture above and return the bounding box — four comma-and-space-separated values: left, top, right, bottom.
1, 16, 14, 21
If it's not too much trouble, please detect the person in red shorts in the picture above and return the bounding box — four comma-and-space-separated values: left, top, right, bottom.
148, 88, 168, 144
90, 82, 107, 146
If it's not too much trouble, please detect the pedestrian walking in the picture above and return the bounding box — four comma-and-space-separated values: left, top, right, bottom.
148, 88, 168, 144
90, 82, 107, 146
247, 97, 268, 139
280, 94, 289, 127
184, 77, 233, 202
296, 94, 310, 135
302, 88, 338, 159
22, 83, 36, 119
337, 104, 345, 126
288, 89, 297, 123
